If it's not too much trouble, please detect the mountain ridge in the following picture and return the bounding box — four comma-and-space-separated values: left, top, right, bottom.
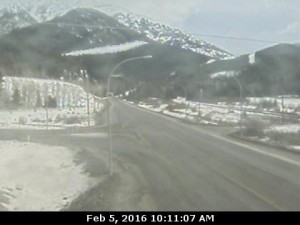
0, 4, 232, 59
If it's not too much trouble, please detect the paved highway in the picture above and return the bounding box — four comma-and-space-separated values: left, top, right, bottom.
101, 99, 300, 210
1, 99, 299, 211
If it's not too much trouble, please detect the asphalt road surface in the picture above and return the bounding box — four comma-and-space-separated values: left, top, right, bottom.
1, 99, 299, 211
102, 99, 300, 211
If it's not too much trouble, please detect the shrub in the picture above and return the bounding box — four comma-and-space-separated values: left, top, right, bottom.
266, 131, 300, 145
166, 103, 186, 112
65, 116, 82, 125
244, 119, 265, 137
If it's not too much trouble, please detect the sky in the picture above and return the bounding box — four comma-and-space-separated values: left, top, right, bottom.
2, 0, 300, 55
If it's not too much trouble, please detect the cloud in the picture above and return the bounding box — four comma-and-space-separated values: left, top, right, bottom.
1, 0, 299, 55
279, 21, 300, 35
97, 0, 200, 24
1, 0, 200, 25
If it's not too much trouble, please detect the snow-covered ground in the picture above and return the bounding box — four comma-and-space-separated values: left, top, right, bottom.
138, 102, 167, 112
0, 76, 105, 129
247, 96, 300, 113
0, 141, 96, 211
172, 97, 242, 125
0, 107, 99, 129
210, 71, 239, 79
135, 97, 300, 150
265, 124, 300, 134
2, 76, 104, 109
136, 96, 300, 126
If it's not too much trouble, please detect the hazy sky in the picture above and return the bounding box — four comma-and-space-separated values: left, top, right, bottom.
2, 0, 300, 55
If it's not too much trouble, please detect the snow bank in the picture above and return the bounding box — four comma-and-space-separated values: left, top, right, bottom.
138, 103, 167, 112
210, 71, 239, 79
265, 124, 300, 134
0, 141, 95, 211
0, 107, 98, 130
162, 110, 186, 119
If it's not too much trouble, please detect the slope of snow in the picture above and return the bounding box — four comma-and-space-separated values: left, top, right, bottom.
1, 4, 233, 60
114, 13, 233, 60
1, 76, 104, 129
63, 41, 148, 56
0, 141, 96, 211
26, 2, 75, 22
0, 5, 36, 36
2, 76, 104, 108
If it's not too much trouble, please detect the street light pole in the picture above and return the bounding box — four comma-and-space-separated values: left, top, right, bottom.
181, 86, 188, 119
81, 70, 91, 127
86, 71, 90, 127
197, 88, 203, 123
168, 74, 188, 119
232, 76, 243, 136
106, 55, 152, 176
173, 84, 187, 119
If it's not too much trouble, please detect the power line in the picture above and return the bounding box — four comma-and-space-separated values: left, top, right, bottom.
0, 19, 280, 44
189, 33, 278, 44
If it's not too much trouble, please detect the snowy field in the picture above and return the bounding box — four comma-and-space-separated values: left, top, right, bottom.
0, 76, 105, 129
136, 96, 300, 126
0, 107, 99, 130
0, 141, 96, 211
135, 97, 300, 149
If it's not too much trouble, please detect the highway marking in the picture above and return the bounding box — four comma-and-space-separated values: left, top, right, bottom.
203, 132, 300, 167
121, 100, 300, 167
221, 171, 284, 211
119, 100, 291, 210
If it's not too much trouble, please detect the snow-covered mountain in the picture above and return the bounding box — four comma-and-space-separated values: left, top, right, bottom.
26, 2, 77, 22
0, 5, 36, 36
114, 13, 233, 60
0, 3, 233, 60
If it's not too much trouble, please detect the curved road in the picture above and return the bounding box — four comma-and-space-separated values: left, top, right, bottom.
1, 99, 299, 211
94, 99, 300, 210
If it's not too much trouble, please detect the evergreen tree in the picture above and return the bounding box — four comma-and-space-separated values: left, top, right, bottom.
12, 88, 21, 106
47, 96, 57, 108
36, 91, 42, 107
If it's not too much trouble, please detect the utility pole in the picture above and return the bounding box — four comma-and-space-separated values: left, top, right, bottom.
81, 70, 90, 127
281, 95, 284, 124
197, 88, 203, 123
106, 55, 152, 176
45, 89, 49, 130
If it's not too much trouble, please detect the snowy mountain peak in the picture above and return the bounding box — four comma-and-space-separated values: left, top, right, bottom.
0, 5, 36, 36
28, 2, 75, 22
114, 13, 233, 60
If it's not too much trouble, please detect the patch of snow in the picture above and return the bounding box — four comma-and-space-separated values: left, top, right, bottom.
114, 13, 233, 60
0, 141, 96, 211
211, 71, 239, 79
249, 53, 255, 64
206, 59, 216, 64
70, 132, 107, 138
63, 41, 148, 56
265, 124, 300, 134
162, 110, 186, 119
0, 76, 105, 130
291, 145, 300, 151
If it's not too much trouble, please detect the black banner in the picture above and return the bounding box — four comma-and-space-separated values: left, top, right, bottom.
0, 212, 298, 224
